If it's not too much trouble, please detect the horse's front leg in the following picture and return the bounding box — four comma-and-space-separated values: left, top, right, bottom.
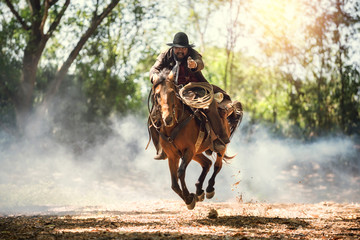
193, 153, 212, 201
178, 149, 197, 209
168, 156, 184, 200
206, 151, 225, 199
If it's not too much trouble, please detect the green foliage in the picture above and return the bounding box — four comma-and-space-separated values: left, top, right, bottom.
73, 1, 160, 120
202, 46, 227, 87
0, 53, 20, 131
78, 64, 142, 119
1, 0, 359, 140
0, 9, 22, 130
335, 67, 360, 134
0, 14, 26, 60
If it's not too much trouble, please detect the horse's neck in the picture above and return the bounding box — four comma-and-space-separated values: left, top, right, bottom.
161, 100, 189, 134
161, 124, 175, 136
176, 99, 190, 121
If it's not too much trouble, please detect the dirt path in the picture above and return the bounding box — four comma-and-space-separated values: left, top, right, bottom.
0, 200, 359, 239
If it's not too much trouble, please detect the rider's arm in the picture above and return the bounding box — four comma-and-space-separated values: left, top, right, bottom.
149, 51, 167, 83
189, 49, 204, 72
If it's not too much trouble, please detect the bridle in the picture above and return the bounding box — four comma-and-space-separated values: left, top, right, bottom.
148, 76, 184, 131
147, 70, 199, 158
164, 81, 184, 126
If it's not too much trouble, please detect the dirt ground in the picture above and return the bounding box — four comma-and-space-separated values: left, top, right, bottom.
0, 200, 359, 240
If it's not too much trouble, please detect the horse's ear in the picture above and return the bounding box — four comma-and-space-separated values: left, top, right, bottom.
168, 71, 174, 81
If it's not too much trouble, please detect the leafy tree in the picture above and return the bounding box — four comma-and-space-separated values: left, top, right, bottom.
0, 52, 20, 132
304, 0, 360, 135
74, 0, 159, 119
237, 0, 360, 137
2, 0, 120, 131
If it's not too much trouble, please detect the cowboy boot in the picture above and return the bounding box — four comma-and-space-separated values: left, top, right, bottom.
149, 124, 167, 160
205, 101, 230, 152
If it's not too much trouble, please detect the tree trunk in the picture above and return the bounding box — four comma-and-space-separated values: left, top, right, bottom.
6, 0, 119, 131
15, 44, 46, 130
13, 0, 49, 131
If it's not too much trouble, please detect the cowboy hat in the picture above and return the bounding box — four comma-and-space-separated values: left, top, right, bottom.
167, 32, 195, 48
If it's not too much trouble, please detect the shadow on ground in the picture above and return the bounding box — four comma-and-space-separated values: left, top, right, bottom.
197, 215, 310, 229
1, 202, 359, 240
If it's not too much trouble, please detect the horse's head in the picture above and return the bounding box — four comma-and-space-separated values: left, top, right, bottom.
153, 69, 179, 127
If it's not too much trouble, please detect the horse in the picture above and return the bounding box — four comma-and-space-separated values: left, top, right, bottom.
149, 69, 242, 210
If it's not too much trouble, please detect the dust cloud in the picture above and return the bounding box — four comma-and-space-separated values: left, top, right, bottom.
0, 111, 359, 214
0, 113, 174, 214
227, 117, 360, 203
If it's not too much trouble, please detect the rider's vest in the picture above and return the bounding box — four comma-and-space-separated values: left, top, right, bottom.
176, 61, 201, 85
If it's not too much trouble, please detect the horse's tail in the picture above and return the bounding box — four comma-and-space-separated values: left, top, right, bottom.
223, 153, 237, 163
205, 149, 237, 163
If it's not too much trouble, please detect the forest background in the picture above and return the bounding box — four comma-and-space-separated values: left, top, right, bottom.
1, 0, 359, 142
0, 0, 360, 140
0, 0, 359, 207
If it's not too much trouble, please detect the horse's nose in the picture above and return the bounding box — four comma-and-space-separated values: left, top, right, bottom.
164, 115, 173, 126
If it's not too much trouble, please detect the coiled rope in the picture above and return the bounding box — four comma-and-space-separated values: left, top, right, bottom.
179, 82, 214, 109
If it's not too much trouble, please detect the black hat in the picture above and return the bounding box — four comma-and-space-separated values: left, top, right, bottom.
167, 32, 195, 48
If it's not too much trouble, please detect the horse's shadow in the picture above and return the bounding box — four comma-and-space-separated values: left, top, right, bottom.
196, 215, 310, 230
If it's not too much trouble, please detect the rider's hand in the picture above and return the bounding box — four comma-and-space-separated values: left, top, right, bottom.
187, 56, 197, 69
152, 74, 159, 83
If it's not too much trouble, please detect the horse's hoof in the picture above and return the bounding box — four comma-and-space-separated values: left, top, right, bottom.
186, 194, 197, 210
206, 191, 215, 199
197, 192, 205, 202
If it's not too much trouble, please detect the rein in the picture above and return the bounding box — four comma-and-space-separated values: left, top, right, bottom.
156, 82, 192, 157
147, 88, 161, 130
147, 69, 209, 157
147, 75, 196, 157
158, 112, 195, 157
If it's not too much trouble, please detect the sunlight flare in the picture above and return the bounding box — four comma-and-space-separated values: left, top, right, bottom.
250, 0, 309, 47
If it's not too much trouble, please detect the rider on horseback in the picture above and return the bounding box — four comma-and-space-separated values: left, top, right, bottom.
149, 32, 230, 160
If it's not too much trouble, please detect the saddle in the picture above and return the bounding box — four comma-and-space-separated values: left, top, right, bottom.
180, 85, 243, 153
182, 84, 243, 138
193, 100, 243, 153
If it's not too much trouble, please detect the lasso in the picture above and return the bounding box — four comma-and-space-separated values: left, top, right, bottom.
179, 82, 214, 109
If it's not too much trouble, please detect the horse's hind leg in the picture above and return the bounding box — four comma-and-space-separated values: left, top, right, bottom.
206, 152, 224, 199
193, 153, 212, 201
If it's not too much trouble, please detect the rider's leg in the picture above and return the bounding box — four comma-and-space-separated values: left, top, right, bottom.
149, 124, 167, 160
149, 107, 167, 160
205, 100, 230, 152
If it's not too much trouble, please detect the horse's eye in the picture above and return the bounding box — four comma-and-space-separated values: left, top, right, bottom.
154, 93, 160, 103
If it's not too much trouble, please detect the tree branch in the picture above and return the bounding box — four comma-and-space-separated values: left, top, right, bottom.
45, 0, 120, 99
46, 0, 70, 38
49, 0, 59, 7
40, 0, 50, 35
94, 0, 100, 20
4, 0, 30, 30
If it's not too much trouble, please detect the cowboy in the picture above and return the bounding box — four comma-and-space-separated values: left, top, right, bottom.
149, 32, 230, 160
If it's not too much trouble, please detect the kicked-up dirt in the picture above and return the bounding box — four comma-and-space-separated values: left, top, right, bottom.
0, 200, 359, 239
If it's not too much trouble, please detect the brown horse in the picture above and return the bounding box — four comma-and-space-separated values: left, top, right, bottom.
150, 69, 238, 209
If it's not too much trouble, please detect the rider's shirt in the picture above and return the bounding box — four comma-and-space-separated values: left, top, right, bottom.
176, 61, 201, 85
